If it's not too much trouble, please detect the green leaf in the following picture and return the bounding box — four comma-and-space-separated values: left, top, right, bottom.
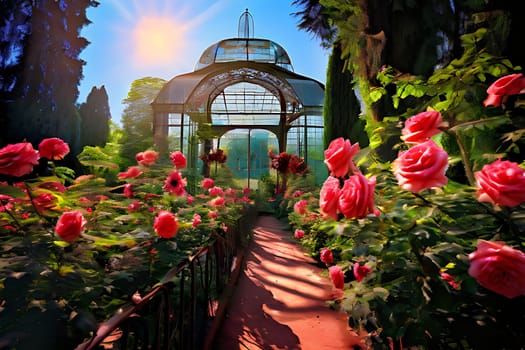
0, 185, 27, 198
79, 159, 119, 169
369, 88, 386, 102
53, 240, 70, 247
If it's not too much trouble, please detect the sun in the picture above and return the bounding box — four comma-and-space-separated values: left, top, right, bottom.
131, 16, 186, 68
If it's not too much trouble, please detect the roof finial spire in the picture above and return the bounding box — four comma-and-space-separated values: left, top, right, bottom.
238, 8, 254, 38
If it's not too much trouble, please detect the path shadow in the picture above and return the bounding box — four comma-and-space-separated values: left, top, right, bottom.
214, 264, 301, 349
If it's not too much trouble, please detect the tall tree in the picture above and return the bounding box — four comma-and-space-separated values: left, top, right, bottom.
120, 77, 166, 166
4, 0, 98, 153
293, 0, 368, 148
0, 0, 32, 146
79, 85, 111, 147
323, 43, 367, 149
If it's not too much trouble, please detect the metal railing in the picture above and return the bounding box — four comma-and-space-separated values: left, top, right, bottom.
75, 208, 255, 350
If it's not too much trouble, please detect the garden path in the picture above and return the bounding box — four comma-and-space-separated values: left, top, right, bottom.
207, 215, 365, 350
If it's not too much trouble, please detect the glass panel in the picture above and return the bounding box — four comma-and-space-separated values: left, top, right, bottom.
210, 82, 281, 126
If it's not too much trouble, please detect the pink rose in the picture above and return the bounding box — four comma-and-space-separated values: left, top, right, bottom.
209, 196, 225, 207
320, 248, 334, 265
38, 137, 70, 160
338, 173, 379, 219
319, 176, 341, 220
474, 159, 525, 207
153, 210, 178, 238
0, 142, 39, 177
208, 210, 218, 219
401, 110, 444, 144
136, 150, 158, 166
55, 210, 87, 242
324, 137, 360, 178
170, 151, 187, 169
329, 265, 345, 289
294, 229, 305, 239
353, 263, 371, 282
128, 200, 140, 213
293, 199, 308, 215
192, 213, 201, 228
483, 73, 525, 107
468, 240, 525, 298
393, 140, 448, 193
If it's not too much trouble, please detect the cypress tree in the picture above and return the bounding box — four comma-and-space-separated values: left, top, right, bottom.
323, 43, 368, 149
79, 85, 111, 147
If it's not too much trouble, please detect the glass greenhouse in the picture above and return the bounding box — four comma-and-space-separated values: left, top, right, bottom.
151, 10, 326, 185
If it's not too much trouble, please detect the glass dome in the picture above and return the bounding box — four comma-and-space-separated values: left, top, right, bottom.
195, 38, 294, 72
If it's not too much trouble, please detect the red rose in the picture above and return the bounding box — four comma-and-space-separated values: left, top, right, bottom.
483, 73, 525, 107
118, 166, 143, 179
153, 210, 178, 239
163, 171, 187, 196
320, 248, 334, 265
401, 110, 444, 144
338, 173, 379, 219
0, 142, 39, 177
329, 265, 345, 290
474, 159, 525, 207
33, 192, 57, 212
324, 137, 360, 178
294, 229, 305, 239
468, 240, 525, 298
123, 184, 133, 198
201, 178, 214, 190
209, 186, 224, 197
393, 140, 448, 193
136, 150, 158, 166
319, 176, 341, 220
353, 262, 371, 282
170, 151, 187, 169
55, 210, 87, 242
38, 137, 70, 160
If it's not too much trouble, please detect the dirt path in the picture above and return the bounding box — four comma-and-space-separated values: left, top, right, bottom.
211, 215, 365, 350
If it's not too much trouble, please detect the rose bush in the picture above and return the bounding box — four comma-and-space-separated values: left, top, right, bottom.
285, 72, 525, 348
0, 139, 255, 348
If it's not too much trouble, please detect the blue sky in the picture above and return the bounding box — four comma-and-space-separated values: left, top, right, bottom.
78, 0, 329, 124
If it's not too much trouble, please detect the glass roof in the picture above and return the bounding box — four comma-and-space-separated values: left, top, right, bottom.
195, 38, 294, 71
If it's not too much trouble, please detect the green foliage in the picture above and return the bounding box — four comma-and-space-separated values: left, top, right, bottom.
79, 85, 111, 147
289, 164, 525, 348
119, 77, 166, 166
